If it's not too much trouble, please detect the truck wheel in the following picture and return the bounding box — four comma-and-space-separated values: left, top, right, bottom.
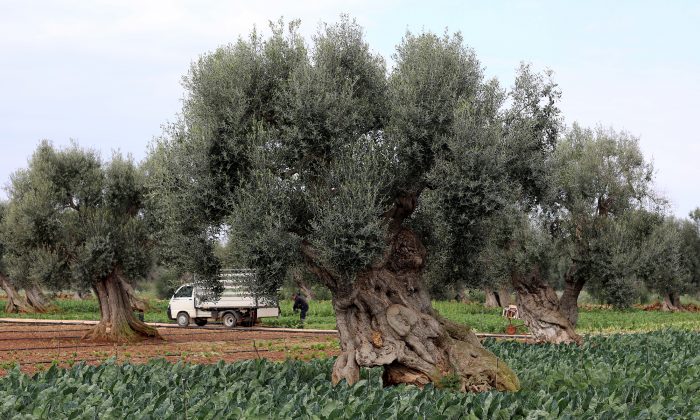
222, 312, 239, 328
194, 318, 208, 327
176, 312, 190, 327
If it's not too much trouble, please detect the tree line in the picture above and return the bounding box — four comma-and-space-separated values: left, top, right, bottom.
1, 16, 698, 391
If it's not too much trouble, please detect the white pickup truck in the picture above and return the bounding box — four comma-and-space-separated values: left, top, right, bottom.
167, 269, 280, 327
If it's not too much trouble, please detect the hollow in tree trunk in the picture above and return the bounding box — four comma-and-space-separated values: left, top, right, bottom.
484, 288, 500, 308
661, 292, 682, 311
25, 284, 52, 313
0, 274, 32, 313
305, 227, 520, 393
511, 266, 582, 344
83, 270, 160, 342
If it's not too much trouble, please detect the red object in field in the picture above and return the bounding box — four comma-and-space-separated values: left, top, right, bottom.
505, 323, 517, 335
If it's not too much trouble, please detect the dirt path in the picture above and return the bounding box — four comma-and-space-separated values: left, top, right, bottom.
0, 322, 341, 376
0, 319, 533, 376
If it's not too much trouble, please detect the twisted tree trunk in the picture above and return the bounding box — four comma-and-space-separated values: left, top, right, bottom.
511, 266, 581, 344
83, 270, 160, 342
306, 226, 519, 393
558, 271, 585, 326
25, 284, 52, 313
0, 274, 31, 313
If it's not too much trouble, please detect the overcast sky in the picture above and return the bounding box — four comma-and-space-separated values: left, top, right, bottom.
1, 0, 698, 217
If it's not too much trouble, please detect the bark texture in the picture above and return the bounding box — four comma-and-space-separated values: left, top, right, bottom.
0, 274, 31, 313
25, 284, 52, 313
497, 287, 511, 307
83, 271, 160, 342
511, 267, 582, 344
484, 288, 500, 308
308, 227, 519, 393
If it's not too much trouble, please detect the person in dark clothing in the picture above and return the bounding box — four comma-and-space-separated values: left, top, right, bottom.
292, 292, 309, 325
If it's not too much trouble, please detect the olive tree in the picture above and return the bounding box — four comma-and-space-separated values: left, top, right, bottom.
418, 63, 563, 323
148, 18, 528, 392
512, 124, 656, 343
640, 216, 696, 310
5, 142, 158, 341
679, 209, 700, 298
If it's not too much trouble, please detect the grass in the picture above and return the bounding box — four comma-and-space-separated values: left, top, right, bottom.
1, 297, 699, 334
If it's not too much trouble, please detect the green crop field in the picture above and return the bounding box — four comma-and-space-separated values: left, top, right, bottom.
1, 330, 698, 418
2, 298, 700, 334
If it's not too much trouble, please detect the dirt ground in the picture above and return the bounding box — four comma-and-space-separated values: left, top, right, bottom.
0, 322, 340, 376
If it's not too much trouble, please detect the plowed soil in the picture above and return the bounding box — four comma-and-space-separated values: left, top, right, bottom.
0, 323, 340, 376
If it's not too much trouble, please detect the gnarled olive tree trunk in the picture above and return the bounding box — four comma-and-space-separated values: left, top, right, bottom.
511, 266, 582, 344
25, 284, 52, 313
83, 270, 160, 342
484, 288, 500, 308
661, 292, 682, 311
0, 274, 31, 313
306, 227, 519, 393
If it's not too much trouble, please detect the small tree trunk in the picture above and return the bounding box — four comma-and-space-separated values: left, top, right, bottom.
511, 267, 582, 344
73, 290, 91, 300
497, 286, 511, 307
661, 292, 682, 311
25, 284, 52, 313
484, 288, 500, 308
293, 268, 315, 300
83, 270, 160, 342
306, 227, 519, 393
0, 274, 32, 313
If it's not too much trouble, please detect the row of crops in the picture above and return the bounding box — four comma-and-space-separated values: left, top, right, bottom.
1, 330, 698, 418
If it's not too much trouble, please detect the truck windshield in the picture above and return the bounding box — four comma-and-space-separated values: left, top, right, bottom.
174, 285, 194, 298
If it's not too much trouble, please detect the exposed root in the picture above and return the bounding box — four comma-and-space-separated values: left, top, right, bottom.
1, 275, 32, 314
324, 228, 520, 393
83, 272, 161, 343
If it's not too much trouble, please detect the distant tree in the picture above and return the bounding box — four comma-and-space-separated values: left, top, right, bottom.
411, 63, 561, 315
5, 142, 158, 341
681, 208, 700, 294
512, 125, 656, 343
0, 202, 32, 313
148, 18, 525, 392
637, 217, 691, 310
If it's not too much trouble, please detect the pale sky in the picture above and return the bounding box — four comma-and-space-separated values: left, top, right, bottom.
1, 0, 698, 217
